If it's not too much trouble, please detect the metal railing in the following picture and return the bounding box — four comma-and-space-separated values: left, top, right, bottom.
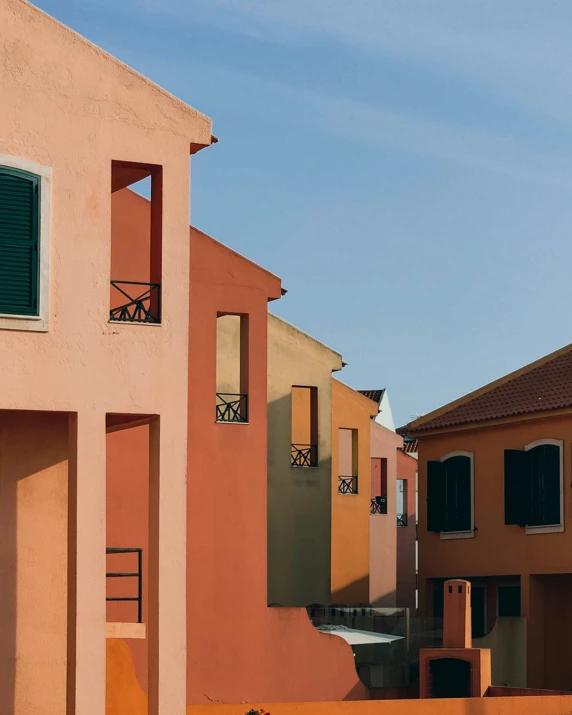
216, 393, 248, 423
338, 476, 358, 495
106, 547, 143, 623
110, 281, 161, 323
397, 513, 408, 527
371, 496, 387, 514
291, 443, 318, 468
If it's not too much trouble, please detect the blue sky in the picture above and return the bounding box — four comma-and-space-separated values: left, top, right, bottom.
37, 0, 572, 425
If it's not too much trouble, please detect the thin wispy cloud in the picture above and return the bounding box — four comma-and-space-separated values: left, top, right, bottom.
123, 0, 572, 124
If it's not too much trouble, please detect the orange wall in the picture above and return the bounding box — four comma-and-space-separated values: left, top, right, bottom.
291, 386, 314, 444
331, 381, 377, 603
369, 421, 402, 607
396, 450, 417, 609
418, 414, 572, 579
107, 216, 369, 706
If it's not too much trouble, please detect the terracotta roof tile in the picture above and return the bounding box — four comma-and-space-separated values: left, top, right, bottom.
358, 389, 385, 404
414, 346, 572, 432
396, 425, 418, 453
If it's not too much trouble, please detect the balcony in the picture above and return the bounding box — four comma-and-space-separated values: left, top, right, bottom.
371, 496, 387, 514
397, 513, 408, 527
338, 476, 358, 495
216, 393, 248, 423
109, 281, 161, 324
291, 443, 318, 468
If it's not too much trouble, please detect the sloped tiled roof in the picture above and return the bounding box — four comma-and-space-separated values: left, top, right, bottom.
411, 344, 572, 433
396, 425, 418, 454
358, 389, 385, 404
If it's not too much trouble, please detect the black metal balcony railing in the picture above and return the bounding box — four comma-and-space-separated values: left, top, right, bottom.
338, 476, 358, 495
216, 393, 248, 423
397, 513, 408, 527
370, 496, 387, 514
291, 443, 318, 468
106, 547, 143, 624
110, 281, 161, 324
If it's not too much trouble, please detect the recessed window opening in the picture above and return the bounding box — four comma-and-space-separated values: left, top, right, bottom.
338, 428, 358, 494
110, 161, 162, 324
291, 386, 318, 467
216, 314, 249, 423
370, 457, 387, 513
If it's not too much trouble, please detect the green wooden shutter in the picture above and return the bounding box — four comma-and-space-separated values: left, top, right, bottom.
427, 461, 446, 532
446, 455, 472, 532
0, 167, 40, 316
504, 449, 531, 526
530, 444, 560, 526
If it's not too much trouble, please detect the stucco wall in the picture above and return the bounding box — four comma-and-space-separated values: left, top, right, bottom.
396, 449, 417, 609
0, 2, 212, 712
0, 411, 69, 715
369, 421, 402, 607
331, 381, 378, 604
417, 413, 572, 689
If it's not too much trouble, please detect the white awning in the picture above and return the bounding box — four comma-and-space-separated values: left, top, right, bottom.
317, 625, 403, 646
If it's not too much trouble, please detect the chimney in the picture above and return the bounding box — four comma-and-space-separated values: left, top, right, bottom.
443, 579, 471, 649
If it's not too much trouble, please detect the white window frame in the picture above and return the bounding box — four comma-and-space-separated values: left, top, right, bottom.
524, 438, 564, 535
439, 450, 475, 541
0, 154, 51, 332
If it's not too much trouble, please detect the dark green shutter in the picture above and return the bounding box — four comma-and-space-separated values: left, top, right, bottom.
0, 167, 40, 316
427, 461, 446, 532
446, 455, 472, 532
504, 450, 531, 526
530, 444, 560, 527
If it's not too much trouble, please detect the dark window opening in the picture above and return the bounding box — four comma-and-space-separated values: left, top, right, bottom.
0, 166, 40, 316
427, 455, 471, 533
471, 585, 486, 638
498, 585, 521, 617
428, 658, 471, 698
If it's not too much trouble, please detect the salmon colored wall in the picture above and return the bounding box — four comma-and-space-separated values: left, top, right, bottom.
369, 421, 402, 607
0, 3, 212, 711
0, 411, 69, 715
332, 381, 378, 604
396, 450, 417, 609
187, 229, 367, 703
417, 413, 572, 689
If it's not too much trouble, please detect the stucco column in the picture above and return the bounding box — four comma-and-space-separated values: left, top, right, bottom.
68, 410, 107, 715
148, 415, 187, 715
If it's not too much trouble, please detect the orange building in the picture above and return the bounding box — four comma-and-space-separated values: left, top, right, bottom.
410, 342, 572, 690
396, 448, 417, 609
